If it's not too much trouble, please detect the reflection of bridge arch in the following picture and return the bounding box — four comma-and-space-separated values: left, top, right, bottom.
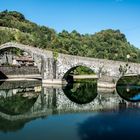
116, 74, 140, 84
34, 86, 123, 112
0, 86, 128, 123
116, 75, 140, 102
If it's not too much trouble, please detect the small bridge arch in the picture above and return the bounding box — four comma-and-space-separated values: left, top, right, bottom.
62, 63, 98, 78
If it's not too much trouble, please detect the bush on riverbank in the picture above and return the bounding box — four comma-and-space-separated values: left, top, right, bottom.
0, 10, 140, 63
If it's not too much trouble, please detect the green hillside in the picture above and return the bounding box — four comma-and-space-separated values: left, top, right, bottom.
0, 10, 140, 62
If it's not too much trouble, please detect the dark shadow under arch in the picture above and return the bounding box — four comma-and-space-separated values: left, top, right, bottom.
62, 81, 98, 104
62, 65, 98, 104
0, 46, 41, 78
116, 75, 140, 102
63, 65, 96, 83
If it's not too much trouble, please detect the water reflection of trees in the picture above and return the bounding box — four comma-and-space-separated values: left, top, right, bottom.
0, 94, 38, 115
117, 75, 140, 86
0, 80, 41, 90
0, 81, 41, 115
116, 76, 140, 102
0, 116, 34, 132
117, 85, 140, 102
0, 88, 40, 115
63, 80, 98, 104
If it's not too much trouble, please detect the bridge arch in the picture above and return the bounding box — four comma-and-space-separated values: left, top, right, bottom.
0, 42, 43, 72
116, 74, 140, 102
62, 64, 98, 82
0, 42, 37, 57
58, 62, 99, 80
0, 42, 54, 75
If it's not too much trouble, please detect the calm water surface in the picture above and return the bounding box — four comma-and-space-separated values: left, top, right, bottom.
0, 80, 140, 140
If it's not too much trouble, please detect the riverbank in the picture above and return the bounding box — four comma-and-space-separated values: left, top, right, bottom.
0, 80, 41, 89
0, 74, 42, 81
97, 81, 116, 88
0, 78, 41, 82
0, 78, 116, 89
42, 79, 116, 88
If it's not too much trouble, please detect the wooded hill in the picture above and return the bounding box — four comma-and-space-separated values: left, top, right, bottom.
0, 10, 140, 63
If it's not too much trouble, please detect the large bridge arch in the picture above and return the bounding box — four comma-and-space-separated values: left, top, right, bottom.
0, 42, 35, 56
0, 43, 42, 74
0, 42, 53, 57
0, 42, 54, 78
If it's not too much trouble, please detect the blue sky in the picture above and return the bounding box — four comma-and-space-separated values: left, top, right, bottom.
0, 0, 140, 48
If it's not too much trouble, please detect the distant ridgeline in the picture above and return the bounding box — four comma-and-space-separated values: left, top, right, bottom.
0, 10, 140, 63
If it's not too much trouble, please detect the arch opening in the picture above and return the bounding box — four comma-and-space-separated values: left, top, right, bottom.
0, 47, 41, 80
0, 47, 33, 66
63, 65, 97, 83
116, 75, 140, 102
62, 65, 98, 104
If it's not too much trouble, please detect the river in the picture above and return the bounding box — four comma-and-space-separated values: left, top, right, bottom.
0, 80, 140, 140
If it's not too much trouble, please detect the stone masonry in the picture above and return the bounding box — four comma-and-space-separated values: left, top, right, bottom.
1, 42, 140, 82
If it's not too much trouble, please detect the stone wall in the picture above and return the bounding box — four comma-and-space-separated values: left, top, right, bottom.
0, 54, 13, 65
0, 66, 40, 76
56, 53, 140, 80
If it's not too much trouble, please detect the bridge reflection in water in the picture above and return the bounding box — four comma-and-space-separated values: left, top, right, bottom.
0, 80, 140, 134
0, 81, 138, 120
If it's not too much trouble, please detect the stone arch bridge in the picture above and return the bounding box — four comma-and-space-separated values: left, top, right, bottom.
1, 42, 140, 83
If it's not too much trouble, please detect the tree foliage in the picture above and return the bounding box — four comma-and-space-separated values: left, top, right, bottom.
0, 10, 140, 63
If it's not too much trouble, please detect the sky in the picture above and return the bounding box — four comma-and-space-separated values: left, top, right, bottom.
0, 0, 140, 48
